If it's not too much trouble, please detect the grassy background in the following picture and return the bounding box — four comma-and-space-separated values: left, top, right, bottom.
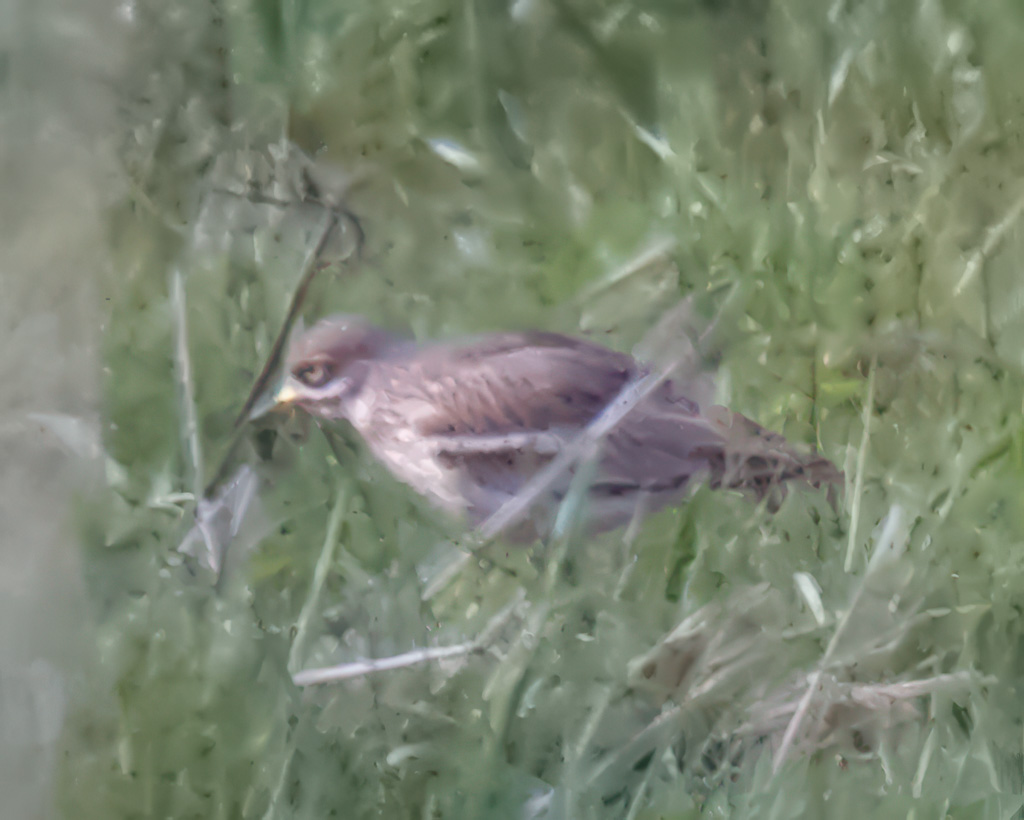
8, 0, 1024, 816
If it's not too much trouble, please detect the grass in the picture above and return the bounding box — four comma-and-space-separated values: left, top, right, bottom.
49, 0, 1024, 817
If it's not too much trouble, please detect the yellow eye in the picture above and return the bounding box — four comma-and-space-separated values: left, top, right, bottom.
294, 362, 332, 387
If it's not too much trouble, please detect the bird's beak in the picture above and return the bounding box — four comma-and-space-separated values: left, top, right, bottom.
245, 382, 300, 423
274, 383, 300, 407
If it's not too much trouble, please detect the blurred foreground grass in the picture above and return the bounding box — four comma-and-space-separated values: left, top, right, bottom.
52, 0, 1024, 817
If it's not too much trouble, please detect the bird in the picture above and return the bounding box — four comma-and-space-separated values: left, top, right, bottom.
270, 314, 843, 540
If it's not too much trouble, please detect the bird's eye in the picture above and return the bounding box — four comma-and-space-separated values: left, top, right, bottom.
294, 362, 332, 387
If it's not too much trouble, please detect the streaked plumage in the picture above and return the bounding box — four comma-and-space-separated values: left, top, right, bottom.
274, 315, 842, 538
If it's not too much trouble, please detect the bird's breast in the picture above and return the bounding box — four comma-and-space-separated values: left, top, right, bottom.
342, 387, 468, 514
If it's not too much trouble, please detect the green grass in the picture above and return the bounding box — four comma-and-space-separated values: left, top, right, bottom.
57, 0, 1024, 817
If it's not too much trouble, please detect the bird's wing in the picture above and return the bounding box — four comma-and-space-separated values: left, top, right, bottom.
408, 331, 643, 438
590, 404, 842, 507
371, 332, 840, 513
405, 332, 760, 504
368, 332, 652, 502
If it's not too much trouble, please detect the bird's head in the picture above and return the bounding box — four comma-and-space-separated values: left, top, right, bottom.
273, 315, 396, 418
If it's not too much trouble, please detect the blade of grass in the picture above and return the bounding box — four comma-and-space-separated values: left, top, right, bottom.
288, 480, 351, 675
171, 268, 203, 500
773, 504, 905, 773
844, 354, 876, 573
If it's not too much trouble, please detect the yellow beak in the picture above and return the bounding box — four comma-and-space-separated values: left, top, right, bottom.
246, 382, 305, 423
274, 383, 300, 407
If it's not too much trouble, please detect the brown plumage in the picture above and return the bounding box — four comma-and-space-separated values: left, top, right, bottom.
273, 315, 842, 538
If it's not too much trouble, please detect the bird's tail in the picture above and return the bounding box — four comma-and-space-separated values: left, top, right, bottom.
698, 407, 844, 512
